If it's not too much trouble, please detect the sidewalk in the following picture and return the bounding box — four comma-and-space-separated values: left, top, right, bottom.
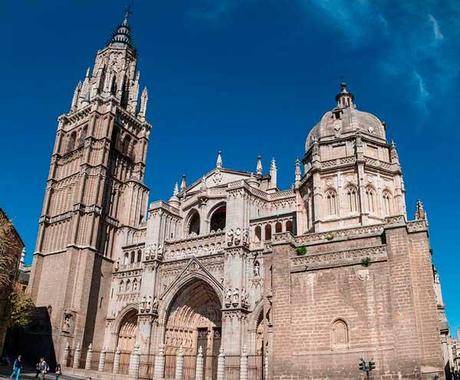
0, 366, 85, 380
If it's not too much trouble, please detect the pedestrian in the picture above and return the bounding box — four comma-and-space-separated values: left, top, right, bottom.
9, 355, 22, 380
37, 357, 49, 380
35, 359, 42, 378
55, 363, 62, 380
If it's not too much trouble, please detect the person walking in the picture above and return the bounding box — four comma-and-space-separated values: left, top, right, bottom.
37, 357, 49, 380
55, 363, 62, 380
9, 355, 22, 380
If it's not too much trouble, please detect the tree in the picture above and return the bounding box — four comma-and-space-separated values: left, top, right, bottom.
0, 210, 22, 290
4, 286, 35, 328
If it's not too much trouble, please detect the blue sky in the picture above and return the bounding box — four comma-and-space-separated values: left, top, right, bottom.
1, 0, 459, 334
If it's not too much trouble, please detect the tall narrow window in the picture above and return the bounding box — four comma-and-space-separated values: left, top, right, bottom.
188, 210, 200, 235
365, 186, 376, 213
67, 131, 77, 153
331, 319, 349, 349
79, 125, 88, 146
255, 226, 262, 242
210, 204, 226, 232
346, 186, 358, 213
275, 222, 282, 233
326, 189, 337, 216
383, 191, 392, 216
264, 224, 272, 241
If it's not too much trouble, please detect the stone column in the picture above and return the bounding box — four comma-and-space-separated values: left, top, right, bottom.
113, 346, 121, 374
195, 346, 204, 380
137, 314, 154, 356
130, 345, 140, 379
85, 343, 93, 370
73, 343, 81, 369
239, 346, 248, 380
153, 344, 165, 380
98, 348, 106, 372
263, 350, 269, 380
175, 347, 184, 380
217, 347, 225, 380
63, 343, 70, 367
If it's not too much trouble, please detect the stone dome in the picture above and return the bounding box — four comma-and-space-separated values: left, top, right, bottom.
305, 84, 387, 151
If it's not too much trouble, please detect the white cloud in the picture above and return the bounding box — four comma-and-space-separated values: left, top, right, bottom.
428, 14, 444, 41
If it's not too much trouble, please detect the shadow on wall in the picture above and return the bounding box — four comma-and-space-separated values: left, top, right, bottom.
2, 306, 56, 369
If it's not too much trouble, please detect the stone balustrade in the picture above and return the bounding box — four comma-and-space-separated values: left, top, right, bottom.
164, 231, 225, 260
295, 224, 385, 245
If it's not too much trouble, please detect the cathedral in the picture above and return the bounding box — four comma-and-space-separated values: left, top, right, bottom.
28, 13, 448, 380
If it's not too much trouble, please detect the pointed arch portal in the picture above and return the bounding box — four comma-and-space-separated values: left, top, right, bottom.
164, 279, 222, 379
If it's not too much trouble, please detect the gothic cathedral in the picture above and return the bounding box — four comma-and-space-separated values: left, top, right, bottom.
28, 13, 448, 380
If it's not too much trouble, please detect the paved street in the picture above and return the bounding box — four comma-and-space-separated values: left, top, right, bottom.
0, 367, 84, 380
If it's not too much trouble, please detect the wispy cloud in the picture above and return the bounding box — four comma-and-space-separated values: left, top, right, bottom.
428, 14, 444, 41
295, 0, 460, 113
187, 0, 460, 114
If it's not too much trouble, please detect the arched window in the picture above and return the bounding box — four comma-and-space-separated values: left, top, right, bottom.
119, 280, 124, 292
346, 186, 358, 213
210, 204, 226, 232
275, 222, 282, 233
130, 251, 135, 264
123, 252, 129, 265
286, 220, 293, 233
255, 226, 262, 242
79, 125, 87, 146
326, 189, 337, 216
67, 131, 77, 153
122, 135, 131, 155
188, 210, 200, 235
125, 279, 130, 292
383, 191, 392, 216
264, 224, 272, 241
365, 186, 376, 213
331, 319, 349, 349
137, 250, 142, 262
132, 278, 138, 291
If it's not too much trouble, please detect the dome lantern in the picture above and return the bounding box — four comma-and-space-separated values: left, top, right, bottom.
335, 82, 355, 109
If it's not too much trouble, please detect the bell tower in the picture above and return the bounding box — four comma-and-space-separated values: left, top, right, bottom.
28, 12, 151, 357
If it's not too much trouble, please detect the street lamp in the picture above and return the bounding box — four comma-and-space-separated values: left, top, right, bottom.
359, 358, 376, 380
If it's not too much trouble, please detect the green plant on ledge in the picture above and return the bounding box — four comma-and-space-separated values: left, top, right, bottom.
296, 246, 307, 256
360, 257, 371, 267
325, 233, 334, 241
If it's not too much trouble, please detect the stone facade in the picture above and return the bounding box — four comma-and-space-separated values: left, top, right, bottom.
28, 13, 447, 380
0, 208, 25, 354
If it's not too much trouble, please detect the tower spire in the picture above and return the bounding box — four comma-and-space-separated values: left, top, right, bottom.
216, 151, 223, 169
256, 155, 263, 175
269, 158, 277, 190
108, 9, 134, 48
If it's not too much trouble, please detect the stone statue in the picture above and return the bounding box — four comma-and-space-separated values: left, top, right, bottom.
152, 296, 159, 311
225, 288, 232, 307
232, 288, 239, 305
234, 228, 241, 245
253, 260, 260, 277
227, 229, 234, 246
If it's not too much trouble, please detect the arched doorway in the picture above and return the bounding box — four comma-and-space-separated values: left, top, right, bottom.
164, 279, 222, 379
254, 311, 265, 380
117, 309, 138, 352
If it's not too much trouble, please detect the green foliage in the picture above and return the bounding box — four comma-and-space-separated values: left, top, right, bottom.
5, 289, 35, 328
360, 257, 371, 267
296, 246, 307, 256
325, 233, 334, 241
